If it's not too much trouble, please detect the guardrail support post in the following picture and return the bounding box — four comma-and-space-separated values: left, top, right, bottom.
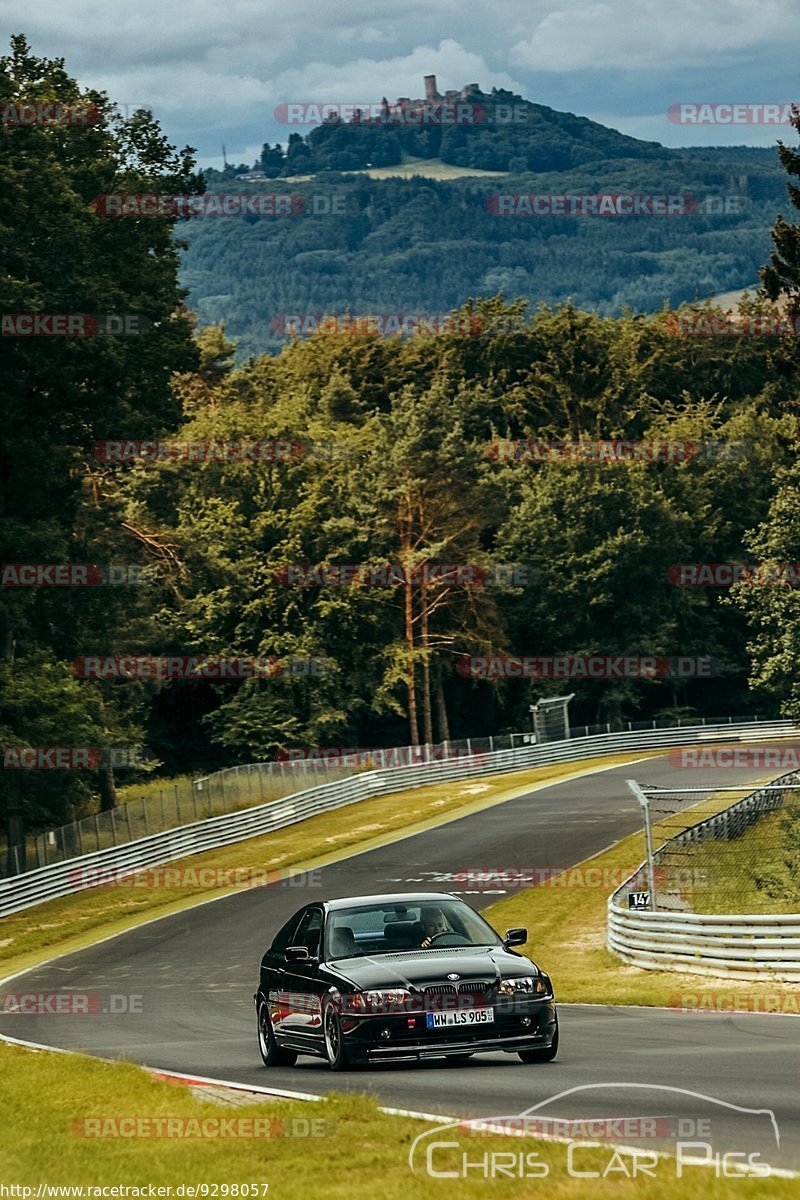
627, 779, 658, 911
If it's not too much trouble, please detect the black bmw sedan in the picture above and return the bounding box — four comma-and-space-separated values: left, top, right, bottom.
254, 891, 558, 1069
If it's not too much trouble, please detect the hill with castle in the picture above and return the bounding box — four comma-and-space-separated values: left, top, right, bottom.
190, 79, 786, 358
244, 75, 670, 178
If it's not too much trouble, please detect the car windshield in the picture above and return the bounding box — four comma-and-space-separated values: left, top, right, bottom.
325, 898, 504, 958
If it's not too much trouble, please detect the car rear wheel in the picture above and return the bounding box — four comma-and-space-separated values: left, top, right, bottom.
257, 997, 297, 1067
323, 998, 351, 1071
518, 1021, 559, 1063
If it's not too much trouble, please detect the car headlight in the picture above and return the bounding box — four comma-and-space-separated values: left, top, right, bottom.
342, 989, 419, 1014
498, 976, 549, 996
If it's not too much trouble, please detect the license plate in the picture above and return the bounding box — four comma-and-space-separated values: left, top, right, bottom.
426, 1007, 494, 1029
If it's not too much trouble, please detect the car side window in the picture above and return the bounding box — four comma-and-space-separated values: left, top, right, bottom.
292, 907, 323, 955
270, 913, 302, 957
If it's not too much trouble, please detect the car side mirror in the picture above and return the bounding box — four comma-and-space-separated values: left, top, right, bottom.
285, 945, 311, 962
504, 927, 527, 947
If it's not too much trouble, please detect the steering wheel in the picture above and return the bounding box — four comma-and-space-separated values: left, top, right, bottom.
424, 931, 471, 947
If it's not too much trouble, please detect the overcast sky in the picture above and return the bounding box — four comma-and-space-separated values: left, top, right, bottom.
11, 0, 800, 168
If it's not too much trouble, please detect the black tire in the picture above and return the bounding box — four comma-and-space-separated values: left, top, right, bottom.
323, 997, 351, 1071
518, 1021, 559, 1064
257, 997, 297, 1067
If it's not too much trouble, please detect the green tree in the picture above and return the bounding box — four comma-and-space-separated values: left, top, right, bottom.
0, 35, 201, 856
761, 103, 800, 310
361, 381, 504, 743
497, 462, 700, 725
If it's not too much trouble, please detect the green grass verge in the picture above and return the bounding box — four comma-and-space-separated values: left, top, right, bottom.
483, 827, 799, 1007
1, 1041, 794, 1195
660, 805, 800, 915
0, 751, 657, 980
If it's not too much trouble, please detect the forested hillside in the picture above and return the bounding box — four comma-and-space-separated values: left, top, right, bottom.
185, 150, 785, 358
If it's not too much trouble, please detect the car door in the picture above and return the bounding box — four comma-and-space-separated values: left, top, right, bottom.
263, 911, 304, 1037
280, 905, 325, 1046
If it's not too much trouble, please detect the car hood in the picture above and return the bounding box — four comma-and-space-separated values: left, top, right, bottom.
327, 946, 537, 990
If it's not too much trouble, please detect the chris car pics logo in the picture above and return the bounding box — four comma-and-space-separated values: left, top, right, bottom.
407, 1084, 780, 1180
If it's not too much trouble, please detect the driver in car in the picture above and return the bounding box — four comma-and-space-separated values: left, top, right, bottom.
418, 906, 449, 948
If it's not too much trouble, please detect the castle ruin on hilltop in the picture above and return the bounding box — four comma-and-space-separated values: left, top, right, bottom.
388, 75, 484, 110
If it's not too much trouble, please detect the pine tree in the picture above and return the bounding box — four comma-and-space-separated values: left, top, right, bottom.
761, 104, 800, 312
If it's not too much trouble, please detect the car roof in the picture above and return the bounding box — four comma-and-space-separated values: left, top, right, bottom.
324, 892, 458, 911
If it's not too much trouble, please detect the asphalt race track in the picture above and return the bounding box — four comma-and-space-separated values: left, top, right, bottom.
2, 749, 799, 1173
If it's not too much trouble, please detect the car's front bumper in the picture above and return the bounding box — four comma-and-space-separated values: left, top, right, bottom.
363, 1030, 555, 1061
341, 999, 557, 1061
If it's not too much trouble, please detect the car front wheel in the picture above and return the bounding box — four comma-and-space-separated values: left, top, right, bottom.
518, 1020, 559, 1063
323, 997, 351, 1071
257, 997, 297, 1067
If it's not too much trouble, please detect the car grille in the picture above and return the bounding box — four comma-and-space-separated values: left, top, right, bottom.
422, 981, 492, 1010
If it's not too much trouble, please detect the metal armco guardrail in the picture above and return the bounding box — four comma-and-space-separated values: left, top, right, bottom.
608, 907, 800, 983
609, 769, 800, 981
2, 717, 799, 920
